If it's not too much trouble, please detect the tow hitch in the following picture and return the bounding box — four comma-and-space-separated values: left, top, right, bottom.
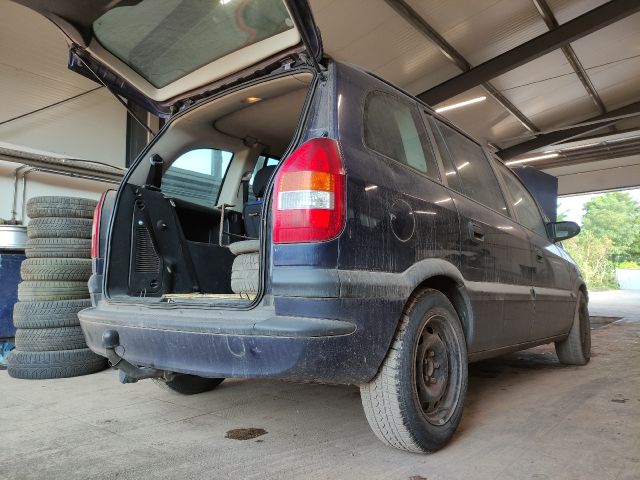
102, 330, 172, 384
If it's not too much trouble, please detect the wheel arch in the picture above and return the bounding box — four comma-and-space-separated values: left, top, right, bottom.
402, 259, 474, 349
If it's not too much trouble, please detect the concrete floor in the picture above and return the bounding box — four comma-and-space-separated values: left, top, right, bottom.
1, 292, 639, 480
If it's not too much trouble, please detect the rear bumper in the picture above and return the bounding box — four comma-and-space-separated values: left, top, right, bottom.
79, 294, 403, 384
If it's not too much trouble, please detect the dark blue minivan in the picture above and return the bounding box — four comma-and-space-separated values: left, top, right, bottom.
19, 0, 589, 452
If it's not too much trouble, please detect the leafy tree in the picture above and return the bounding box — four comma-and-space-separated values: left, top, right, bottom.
556, 209, 568, 222
560, 192, 640, 290
581, 192, 640, 256
564, 232, 617, 290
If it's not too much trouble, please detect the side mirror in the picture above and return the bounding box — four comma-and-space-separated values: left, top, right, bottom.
547, 221, 580, 242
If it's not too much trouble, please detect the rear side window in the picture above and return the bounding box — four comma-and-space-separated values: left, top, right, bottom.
162, 148, 233, 207
434, 120, 508, 214
364, 93, 440, 180
494, 161, 548, 237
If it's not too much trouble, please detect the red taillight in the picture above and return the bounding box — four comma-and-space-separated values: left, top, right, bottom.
91, 192, 107, 259
273, 138, 346, 243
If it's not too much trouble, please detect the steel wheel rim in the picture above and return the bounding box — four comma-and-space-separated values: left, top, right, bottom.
414, 313, 462, 426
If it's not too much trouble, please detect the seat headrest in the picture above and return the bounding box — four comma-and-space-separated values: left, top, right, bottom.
252, 165, 277, 198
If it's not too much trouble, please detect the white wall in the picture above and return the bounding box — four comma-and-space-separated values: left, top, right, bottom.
0, 160, 114, 224
0, 93, 126, 168
0, 2, 127, 167
0, 2, 125, 223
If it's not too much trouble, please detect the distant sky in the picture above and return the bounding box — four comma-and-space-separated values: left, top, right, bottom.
558, 188, 640, 224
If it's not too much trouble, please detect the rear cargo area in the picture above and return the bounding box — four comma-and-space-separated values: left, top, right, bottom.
105, 72, 314, 304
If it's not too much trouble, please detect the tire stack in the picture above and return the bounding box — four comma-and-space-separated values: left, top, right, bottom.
7, 196, 108, 379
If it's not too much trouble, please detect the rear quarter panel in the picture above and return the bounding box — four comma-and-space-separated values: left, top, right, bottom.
334, 64, 461, 275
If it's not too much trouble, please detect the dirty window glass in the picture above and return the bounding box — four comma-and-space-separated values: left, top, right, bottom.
364, 93, 439, 180
494, 161, 547, 237
429, 117, 462, 192
162, 148, 233, 207
93, 0, 294, 88
436, 121, 508, 214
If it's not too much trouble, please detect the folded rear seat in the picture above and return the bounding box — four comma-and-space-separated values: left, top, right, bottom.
229, 165, 276, 294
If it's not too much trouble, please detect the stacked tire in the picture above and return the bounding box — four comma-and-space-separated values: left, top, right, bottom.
7, 196, 108, 379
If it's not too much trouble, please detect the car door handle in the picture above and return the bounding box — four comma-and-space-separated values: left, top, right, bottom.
469, 222, 485, 242
535, 248, 544, 262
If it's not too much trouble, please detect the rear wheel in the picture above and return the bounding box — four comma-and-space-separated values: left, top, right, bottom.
555, 290, 591, 365
360, 288, 468, 453
157, 374, 225, 395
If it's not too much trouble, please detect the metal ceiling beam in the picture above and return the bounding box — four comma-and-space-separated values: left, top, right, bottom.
532, 0, 606, 115
384, 0, 539, 134
528, 141, 640, 169
0, 146, 124, 183
497, 101, 640, 159
417, 0, 640, 106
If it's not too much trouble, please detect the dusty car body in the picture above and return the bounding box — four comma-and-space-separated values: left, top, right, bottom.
18, 0, 589, 452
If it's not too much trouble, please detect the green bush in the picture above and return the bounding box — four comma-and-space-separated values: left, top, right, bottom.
564, 232, 617, 290
616, 260, 640, 270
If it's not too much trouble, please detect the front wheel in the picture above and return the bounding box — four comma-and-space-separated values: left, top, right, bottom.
157, 374, 225, 395
360, 288, 468, 453
555, 290, 591, 365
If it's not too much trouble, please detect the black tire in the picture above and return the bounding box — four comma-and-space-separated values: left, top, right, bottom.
555, 290, 591, 365
230, 253, 259, 294
25, 238, 91, 259
17, 281, 89, 302
15, 326, 87, 351
360, 289, 468, 453
12, 299, 89, 329
20, 258, 92, 281
27, 217, 93, 239
26, 196, 97, 219
7, 348, 107, 379
157, 374, 225, 395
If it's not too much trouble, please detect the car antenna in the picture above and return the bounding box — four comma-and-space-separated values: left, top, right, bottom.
73, 50, 156, 138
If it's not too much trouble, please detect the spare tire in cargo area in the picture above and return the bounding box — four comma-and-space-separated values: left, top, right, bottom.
26, 196, 97, 219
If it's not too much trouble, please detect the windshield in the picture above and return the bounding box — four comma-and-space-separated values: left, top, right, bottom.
93, 0, 295, 88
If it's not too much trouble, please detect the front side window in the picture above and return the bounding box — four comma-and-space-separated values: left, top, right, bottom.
93, 0, 294, 88
435, 121, 508, 214
494, 161, 548, 237
364, 93, 440, 180
162, 148, 233, 207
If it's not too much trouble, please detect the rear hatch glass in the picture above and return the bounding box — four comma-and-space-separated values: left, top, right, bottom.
93, 0, 295, 88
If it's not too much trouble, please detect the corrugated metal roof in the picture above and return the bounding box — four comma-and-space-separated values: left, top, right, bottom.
2, 0, 638, 171
406, 0, 550, 66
